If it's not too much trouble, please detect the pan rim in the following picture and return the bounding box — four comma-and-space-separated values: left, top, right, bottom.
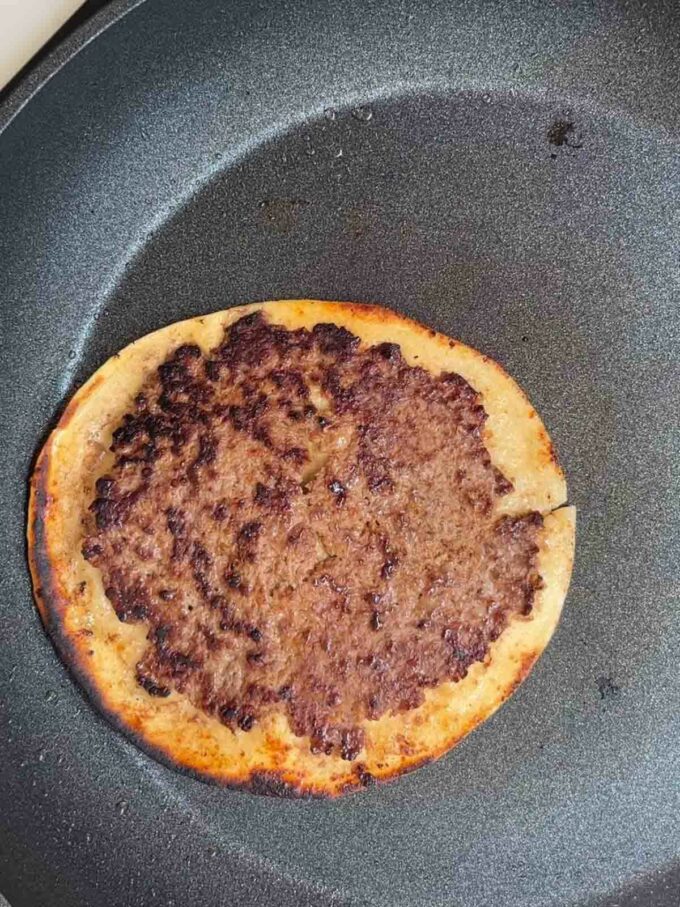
0, 0, 146, 134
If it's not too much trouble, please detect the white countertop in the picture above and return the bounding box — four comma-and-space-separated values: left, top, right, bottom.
0, 0, 85, 89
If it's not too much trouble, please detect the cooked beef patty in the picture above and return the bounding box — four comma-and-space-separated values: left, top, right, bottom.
82, 312, 543, 760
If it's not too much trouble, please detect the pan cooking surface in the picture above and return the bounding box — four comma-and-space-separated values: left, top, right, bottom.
1, 1, 679, 905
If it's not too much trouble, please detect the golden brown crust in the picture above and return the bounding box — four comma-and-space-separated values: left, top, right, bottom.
28, 301, 575, 796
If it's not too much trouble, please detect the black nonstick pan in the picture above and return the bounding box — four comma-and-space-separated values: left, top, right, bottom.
1, 1, 679, 905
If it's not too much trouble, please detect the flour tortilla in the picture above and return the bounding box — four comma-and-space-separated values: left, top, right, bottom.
28, 300, 575, 796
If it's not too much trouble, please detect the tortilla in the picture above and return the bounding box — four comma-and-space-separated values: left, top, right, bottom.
28, 300, 574, 796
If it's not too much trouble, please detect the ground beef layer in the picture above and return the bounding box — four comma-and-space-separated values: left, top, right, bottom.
82, 312, 543, 760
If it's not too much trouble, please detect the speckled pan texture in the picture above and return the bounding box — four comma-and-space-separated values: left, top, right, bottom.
0, 1, 678, 905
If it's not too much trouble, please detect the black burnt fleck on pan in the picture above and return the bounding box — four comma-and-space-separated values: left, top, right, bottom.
548, 116, 583, 159
596, 675, 622, 701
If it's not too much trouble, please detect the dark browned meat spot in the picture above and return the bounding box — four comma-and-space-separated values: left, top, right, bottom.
135, 667, 171, 698
82, 312, 543, 759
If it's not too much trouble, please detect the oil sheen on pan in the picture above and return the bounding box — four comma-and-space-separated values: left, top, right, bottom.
28, 300, 575, 797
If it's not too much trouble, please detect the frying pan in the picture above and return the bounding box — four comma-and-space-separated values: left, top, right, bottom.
1, 1, 679, 905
